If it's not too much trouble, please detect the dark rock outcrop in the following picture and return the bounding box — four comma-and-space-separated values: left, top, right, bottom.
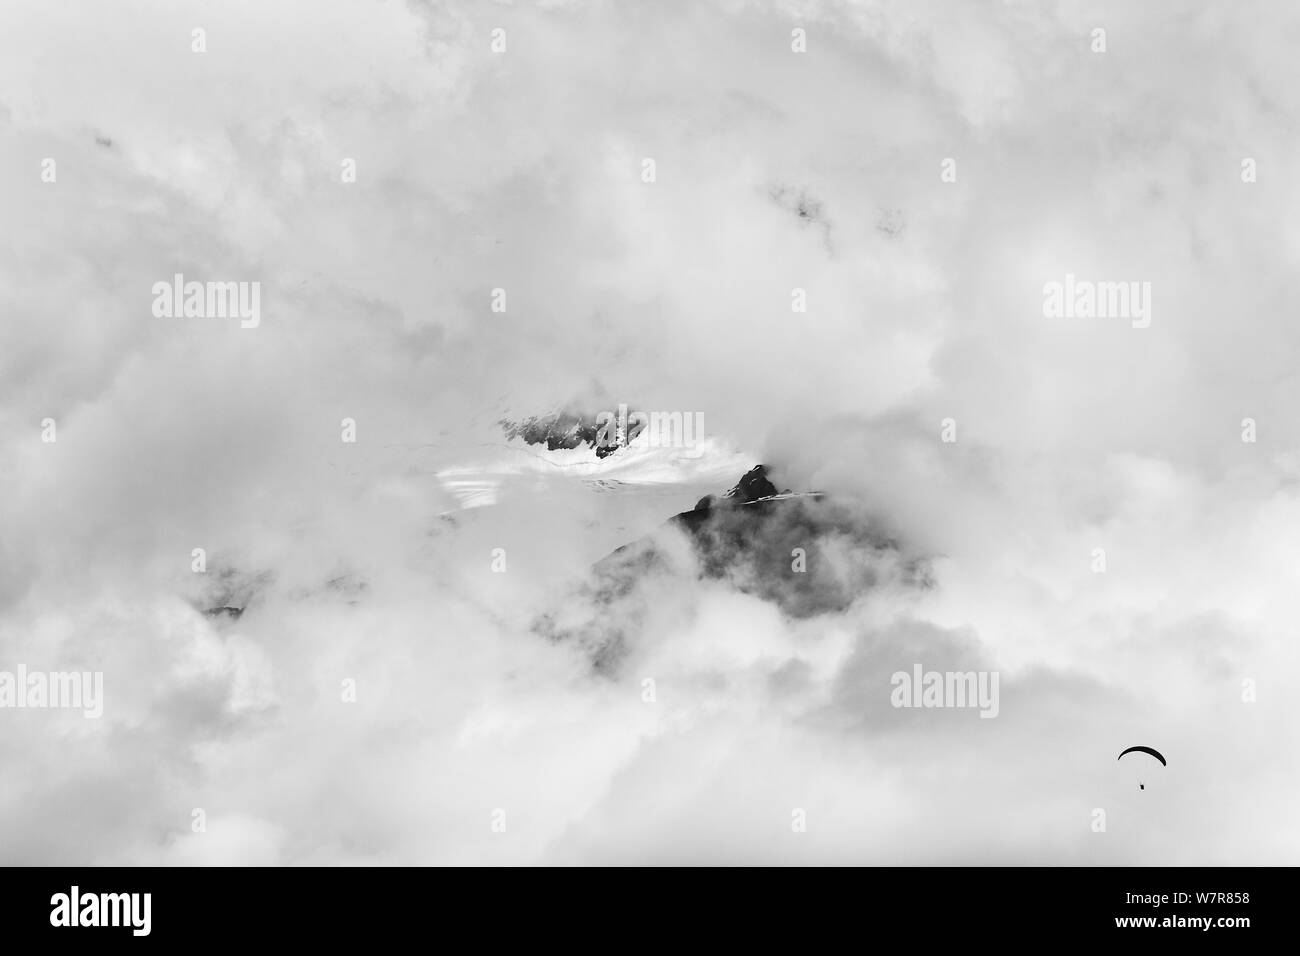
500, 407, 640, 459
722, 464, 779, 502
203, 606, 244, 620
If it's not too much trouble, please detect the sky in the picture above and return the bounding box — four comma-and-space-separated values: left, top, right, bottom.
1, 0, 1298, 864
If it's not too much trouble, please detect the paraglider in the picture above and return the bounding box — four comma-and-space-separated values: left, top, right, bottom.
1118, 746, 1166, 790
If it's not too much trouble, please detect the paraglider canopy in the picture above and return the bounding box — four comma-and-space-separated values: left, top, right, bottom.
1117, 746, 1166, 766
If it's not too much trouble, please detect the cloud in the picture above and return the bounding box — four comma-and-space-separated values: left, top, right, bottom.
0, 0, 1297, 864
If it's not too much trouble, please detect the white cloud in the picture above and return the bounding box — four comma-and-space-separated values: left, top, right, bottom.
0, 0, 1297, 864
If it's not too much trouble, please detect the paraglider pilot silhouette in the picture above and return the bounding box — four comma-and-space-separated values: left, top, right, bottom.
1118, 746, 1166, 790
